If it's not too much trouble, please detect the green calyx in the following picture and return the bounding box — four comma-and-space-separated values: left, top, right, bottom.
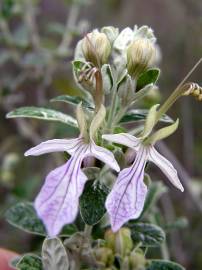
76, 103, 106, 142
139, 103, 179, 145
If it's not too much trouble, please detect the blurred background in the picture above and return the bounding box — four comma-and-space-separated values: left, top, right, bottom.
0, 0, 202, 269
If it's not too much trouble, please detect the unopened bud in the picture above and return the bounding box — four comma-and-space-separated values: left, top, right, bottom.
129, 250, 146, 269
94, 247, 114, 266
127, 38, 156, 78
104, 227, 133, 257
82, 30, 111, 67
101, 26, 119, 44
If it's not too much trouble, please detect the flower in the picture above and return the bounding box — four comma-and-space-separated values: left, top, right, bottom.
25, 105, 120, 237
127, 38, 156, 78
102, 105, 184, 232
112, 25, 157, 72
81, 29, 111, 67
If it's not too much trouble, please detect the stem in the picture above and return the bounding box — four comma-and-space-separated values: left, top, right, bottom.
161, 241, 170, 260
112, 106, 127, 126
106, 82, 118, 131
84, 224, 92, 238
155, 58, 202, 123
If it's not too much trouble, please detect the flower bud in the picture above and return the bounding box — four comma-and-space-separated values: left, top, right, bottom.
129, 250, 146, 269
94, 247, 114, 266
82, 30, 111, 67
127, 38, 156, 78
104, 228, 133, 257
101, 26, 119, 44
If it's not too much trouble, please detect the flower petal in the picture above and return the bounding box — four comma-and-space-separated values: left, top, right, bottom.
89, 142, 120, 172
106, 147, 148, 232
25, 138, 82, 156
102, 133, 140, 151
148, 146, 184, 192
35, 149, 87, 237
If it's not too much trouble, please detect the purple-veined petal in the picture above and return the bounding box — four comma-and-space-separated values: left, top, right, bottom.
148, 146, 184, 192
89, 141, 120, 172
106, 146, 148, 232
25, 138, 83, 157
102, 133, 140, 151
34, 145, 88, 237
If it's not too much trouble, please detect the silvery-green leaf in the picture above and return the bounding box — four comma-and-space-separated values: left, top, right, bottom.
137, 68, 160, 91
146, 260, 185, 270
101, 64, 114, 94
50, 95, 94, 109
6, 107, 78, 127
120, 109, 173, 124
16, 254, 42, 270
80, 180, 109, 225
128, 222, 165, 247
42, 238, 69, 270
118, 74, 135, 106
5, 202, 77, 236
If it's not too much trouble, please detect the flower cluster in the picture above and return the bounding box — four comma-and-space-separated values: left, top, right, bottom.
23, 25, 202, 237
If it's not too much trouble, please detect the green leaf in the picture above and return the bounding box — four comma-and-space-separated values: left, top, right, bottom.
80, 180, 109, 225
140, 182, 167, 218
16, 254, 42, 270
137, 68, 160, 91
120, 109, 173, 124
50, 95, 94, 109
6, 106, 78, 127
42, 238, 69, 270
129, 222, 165, 247
146, 260, 185, 270
5, 202, 77, 236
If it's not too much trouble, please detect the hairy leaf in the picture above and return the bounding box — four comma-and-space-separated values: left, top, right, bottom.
129, 222, 165, 247
120, 109, 173, 124
50, 95, 93, 109
16, 254, 42, 270
42, 238, 69, 270
6, 107, 78, 127
146, 260, 185, 270
5, 202, 77, 236
80, 180, 109, 225
137, 68, 160, 91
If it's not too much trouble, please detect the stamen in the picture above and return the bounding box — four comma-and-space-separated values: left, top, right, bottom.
183, 82, 202, 101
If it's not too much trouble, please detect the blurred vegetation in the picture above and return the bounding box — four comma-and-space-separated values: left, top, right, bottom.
0, 0, 202, 269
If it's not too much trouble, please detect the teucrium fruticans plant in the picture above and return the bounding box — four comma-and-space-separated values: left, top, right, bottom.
6, 25, 202, 270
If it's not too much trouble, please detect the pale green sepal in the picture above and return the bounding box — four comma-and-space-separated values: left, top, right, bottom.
89, 104, 106, 139
146, 119, 179, 145
141, 104, 159, 138
76, 103, 88, 139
